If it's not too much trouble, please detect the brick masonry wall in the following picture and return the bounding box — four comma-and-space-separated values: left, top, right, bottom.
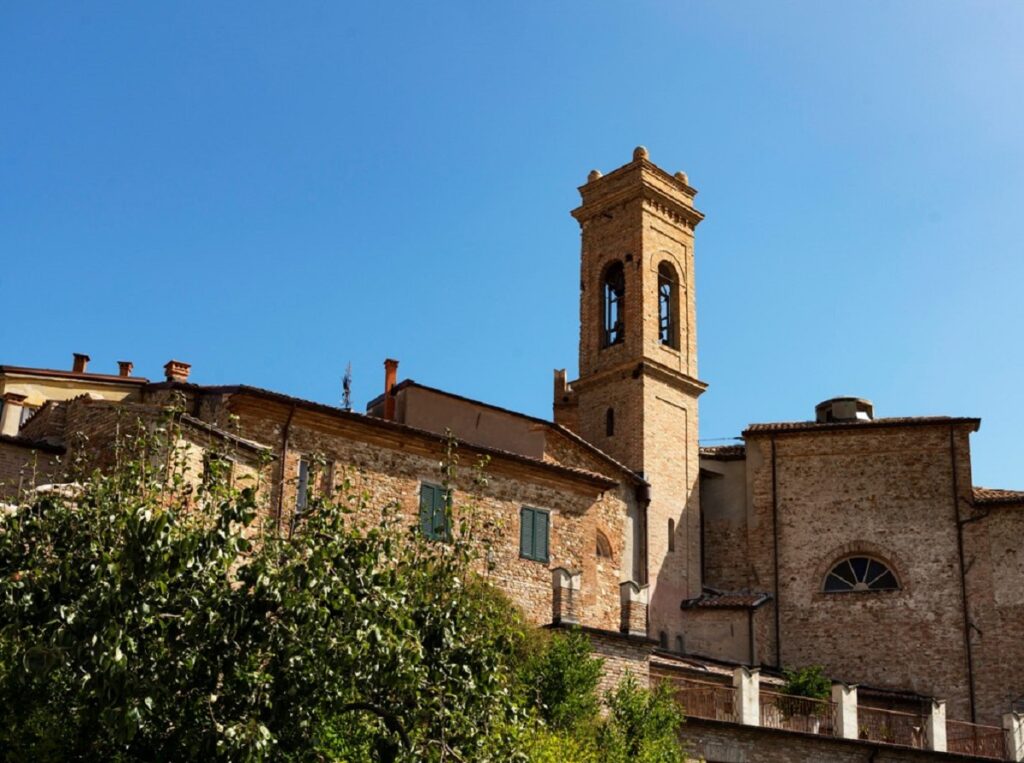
220, 396, 632, 631
0, 441, 62, 497
683, 718, 995, 763
744, 425, 976, 720
585, 629, 654, 698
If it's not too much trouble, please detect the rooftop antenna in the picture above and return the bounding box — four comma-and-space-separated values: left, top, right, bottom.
342, 362, 352, 411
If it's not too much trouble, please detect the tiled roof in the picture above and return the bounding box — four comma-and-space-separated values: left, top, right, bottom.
0, 365, 149, 385
743, 416, 980, 436
699, 444, 745, 460
681, 592, 772, 610
151, 382, 620, 490
973, 486, 1024, 506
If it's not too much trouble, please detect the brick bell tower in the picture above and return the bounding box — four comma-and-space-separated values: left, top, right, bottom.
554, 146, 706, 643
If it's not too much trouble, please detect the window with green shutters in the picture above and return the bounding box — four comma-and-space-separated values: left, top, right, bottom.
519, 507, 550, 563
419, 482, 450, 541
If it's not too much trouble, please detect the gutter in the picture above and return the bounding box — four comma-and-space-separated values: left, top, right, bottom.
771, 436, 782, 668
949, 425, 977, 723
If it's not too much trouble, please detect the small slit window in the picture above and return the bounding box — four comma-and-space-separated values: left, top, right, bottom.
824, 556, 899, 592
605, 408, 615, 437
668, 518, 675, 552
596, 530, 613, 559
602, 261, 626, 348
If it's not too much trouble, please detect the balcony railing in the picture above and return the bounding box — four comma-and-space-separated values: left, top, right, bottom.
947, 719, 1008, 760
760, 691, 837, 736
857, 705, 927, 749
664, 676, 738, 723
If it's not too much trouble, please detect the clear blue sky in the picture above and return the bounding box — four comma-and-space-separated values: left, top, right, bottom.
3, 2, 1022, 488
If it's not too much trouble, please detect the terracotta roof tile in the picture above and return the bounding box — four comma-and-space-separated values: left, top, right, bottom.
744, 416, 980, 436
973, 486, 1024, 506
699, 444, 745, 460
681, 592, 772, 610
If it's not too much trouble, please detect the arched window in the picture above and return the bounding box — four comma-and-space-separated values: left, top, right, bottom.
602, 261, 625, 347
824, 556, 899, 592
658, 262, 679, 349
668, 518, 675, 552
605, 408, 615, 437
596, 530, 613, 559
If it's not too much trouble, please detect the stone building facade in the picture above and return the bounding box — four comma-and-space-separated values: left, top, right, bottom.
2, 148, 1022, 760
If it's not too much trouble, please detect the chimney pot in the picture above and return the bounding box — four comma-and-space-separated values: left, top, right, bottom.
117, 361, 134, 377
0, 392, 28, 436
383, 358, 399, 420
72, 353, 90, 374
164, 360, 191, 383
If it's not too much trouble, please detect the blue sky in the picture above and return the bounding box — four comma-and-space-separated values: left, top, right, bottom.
3, 2, 1022, 487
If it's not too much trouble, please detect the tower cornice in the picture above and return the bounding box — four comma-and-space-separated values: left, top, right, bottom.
569, 358, 708, 399
571, 158, 705, 229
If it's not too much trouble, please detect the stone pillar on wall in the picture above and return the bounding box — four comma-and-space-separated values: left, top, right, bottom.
619, 581, 648, 636
732, 666, 760, 726
552, 567, 582, 625
1004, 712, 1024, 762
831, 682, 858, 740
925, 700, 947, 752
0, 393, 27, 436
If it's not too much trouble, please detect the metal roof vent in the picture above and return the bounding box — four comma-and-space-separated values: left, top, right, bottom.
815, 397, 874, 423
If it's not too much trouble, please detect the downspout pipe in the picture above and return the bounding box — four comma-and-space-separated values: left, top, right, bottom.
950, 425, 977, 723
771, 436, 782, 668
276, 405, 297, 535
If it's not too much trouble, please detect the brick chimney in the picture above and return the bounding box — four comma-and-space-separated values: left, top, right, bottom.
552, 567, 582, 625
117, 361, 134, 377
0, 392, 28, 436
72, 353, 90, 374
620, 581, 649, 637
383, 358, 399, 420
164, 360, 191, 383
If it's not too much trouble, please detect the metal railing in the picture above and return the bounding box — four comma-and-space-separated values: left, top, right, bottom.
759, 691, 837, 736
946, 719, 1008, 760
664, 676, 738, 723
857, 705, 927, 749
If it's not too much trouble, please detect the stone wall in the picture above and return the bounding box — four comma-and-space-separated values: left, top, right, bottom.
0, 439, 63, 497
744, 424, 976, 721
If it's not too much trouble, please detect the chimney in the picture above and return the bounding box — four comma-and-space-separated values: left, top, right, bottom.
117, 361, 134, 377
72, 353, 90, 374
552, 567, 582, 625
620, 581, 649, 637
0, 392, 28, 436
383, 358, 399, 420
164, 360, 191, 383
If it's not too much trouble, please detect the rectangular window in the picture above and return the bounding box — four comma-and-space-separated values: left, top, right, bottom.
296, 458, 311, 513
419, 482, 450, 541
519, 507, 550, 563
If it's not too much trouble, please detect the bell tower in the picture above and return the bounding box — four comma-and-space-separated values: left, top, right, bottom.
556, 146, 706, 642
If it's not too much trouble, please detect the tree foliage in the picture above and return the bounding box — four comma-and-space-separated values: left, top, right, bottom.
0, 414, 686, 761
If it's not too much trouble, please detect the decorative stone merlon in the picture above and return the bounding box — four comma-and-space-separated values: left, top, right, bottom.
1004, 712, 1024, 762
633, 145, 649, 161
732, 666, 760, 726
925, 699, 947, 752
619, 580, 649, 637
831, 682, 858, 739
552, 567, 582, 625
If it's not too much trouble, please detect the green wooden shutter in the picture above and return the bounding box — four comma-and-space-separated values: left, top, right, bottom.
520, 508, 533, 558
533, 510, 549, 562
433, 487, 448, 540
420, 484, 436, 537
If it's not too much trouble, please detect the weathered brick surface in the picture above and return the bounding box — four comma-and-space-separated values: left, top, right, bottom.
743, 425, 977, 721
0, 441, 62, 497
683, 718, 996, 763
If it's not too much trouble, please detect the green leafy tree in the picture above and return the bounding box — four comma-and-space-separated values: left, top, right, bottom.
782, 665, 831, 700
598, 675, 687, 763
520, 629, 604, 731
0, 419, 530, 761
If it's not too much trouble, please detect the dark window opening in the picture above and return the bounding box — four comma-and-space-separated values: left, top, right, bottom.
520, 507, 550, 562
675, 635, 685, 653
605, 408, 615, 437
658, 262, 679, 348
824, 556, 899, 592
668, 518, 675, 552
419, 482, 451, 541
659, 631, 668, 649
602, 261, 626, 348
